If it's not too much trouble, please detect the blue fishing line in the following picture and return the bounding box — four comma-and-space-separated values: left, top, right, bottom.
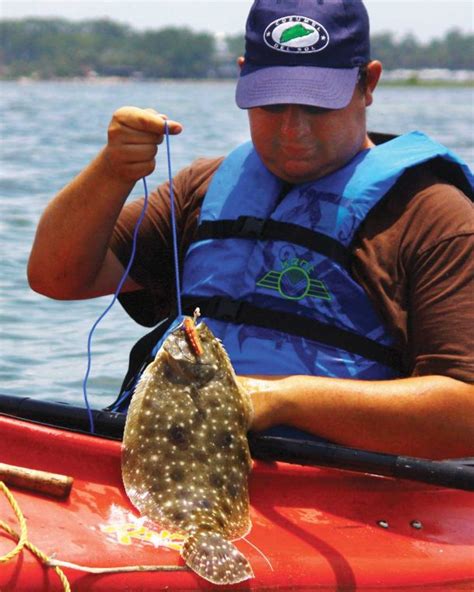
83, 120, 179, 433
82, 177, 149, 434
165, 120, 183, 317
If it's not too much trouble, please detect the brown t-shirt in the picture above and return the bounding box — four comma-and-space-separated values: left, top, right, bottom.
110, 153, 474, 384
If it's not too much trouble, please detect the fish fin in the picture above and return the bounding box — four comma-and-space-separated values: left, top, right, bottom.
182, 530, 254, 585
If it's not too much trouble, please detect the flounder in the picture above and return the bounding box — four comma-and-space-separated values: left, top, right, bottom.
122, 313, 254, 585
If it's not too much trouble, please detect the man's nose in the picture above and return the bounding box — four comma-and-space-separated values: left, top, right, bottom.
280, 105, 312, 136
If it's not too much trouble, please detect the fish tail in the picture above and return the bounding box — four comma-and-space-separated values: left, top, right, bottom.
182, 529, 254, 585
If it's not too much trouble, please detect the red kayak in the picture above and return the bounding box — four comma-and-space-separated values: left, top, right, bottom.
1, 396, 473, 591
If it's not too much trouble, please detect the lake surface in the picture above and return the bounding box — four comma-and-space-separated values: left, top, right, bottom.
1, 81, 473, 409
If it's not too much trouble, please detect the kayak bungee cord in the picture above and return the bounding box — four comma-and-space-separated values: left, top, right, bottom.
82, 120, 180, 434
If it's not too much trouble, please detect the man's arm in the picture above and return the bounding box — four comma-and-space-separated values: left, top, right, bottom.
27, 107, 182, 300
239, 374, 474, 459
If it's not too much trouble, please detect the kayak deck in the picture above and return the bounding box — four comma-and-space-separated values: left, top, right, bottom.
1, 414, 473, 591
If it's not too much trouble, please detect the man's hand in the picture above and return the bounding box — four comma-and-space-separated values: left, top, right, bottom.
28, 105, 183, 300
103, 107, 183, 184
237, 376, 286, 432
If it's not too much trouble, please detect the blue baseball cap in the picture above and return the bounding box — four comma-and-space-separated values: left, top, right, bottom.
236, 0, 371, 110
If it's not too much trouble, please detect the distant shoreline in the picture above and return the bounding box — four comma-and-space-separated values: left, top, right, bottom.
1, 76, 473, 88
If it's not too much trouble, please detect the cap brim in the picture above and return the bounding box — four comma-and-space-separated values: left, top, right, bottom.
235, 64, 359, 110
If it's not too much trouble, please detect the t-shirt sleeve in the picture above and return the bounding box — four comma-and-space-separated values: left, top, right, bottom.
353, 169, 473, 384
403, 183, 474, 382
109, 156, 223, 326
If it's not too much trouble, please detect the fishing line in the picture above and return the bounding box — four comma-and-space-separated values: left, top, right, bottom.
82, 177, 149, 434
166, 122, 183, 318
83, 120, 179, 434
242, 536, 274, 572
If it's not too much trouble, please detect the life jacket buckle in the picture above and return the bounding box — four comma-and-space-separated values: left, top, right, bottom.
235, 216, 267, 239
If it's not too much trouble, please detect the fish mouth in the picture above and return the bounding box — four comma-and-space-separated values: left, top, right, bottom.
164, 349, 217, 385
163, 348, 194, 374
163, 329, 195, 361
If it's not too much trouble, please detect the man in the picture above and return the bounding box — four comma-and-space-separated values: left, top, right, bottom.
28, 0, 474, 459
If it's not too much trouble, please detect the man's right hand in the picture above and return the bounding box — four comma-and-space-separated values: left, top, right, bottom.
28, 106, 183, 300
103, 107, 183, 183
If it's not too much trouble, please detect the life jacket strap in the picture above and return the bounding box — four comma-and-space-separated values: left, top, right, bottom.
182, 295, 404, 372
196, 217, 351, 270
109, 317, 173, 411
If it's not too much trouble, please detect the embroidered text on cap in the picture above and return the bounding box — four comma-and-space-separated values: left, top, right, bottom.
263, 16, 330, 54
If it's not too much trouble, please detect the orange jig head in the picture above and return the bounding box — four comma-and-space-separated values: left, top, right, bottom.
183, 316, 204, 357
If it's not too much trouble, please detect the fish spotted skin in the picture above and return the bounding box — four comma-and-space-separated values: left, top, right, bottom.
122, 318, 254, 585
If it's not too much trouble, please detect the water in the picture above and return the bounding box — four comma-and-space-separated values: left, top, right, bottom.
1, 81, 473, 409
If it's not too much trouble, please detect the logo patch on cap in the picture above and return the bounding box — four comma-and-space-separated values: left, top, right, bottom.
264, 15, 329, 54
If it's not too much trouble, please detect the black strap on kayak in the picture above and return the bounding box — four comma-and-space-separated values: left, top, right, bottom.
182, 295, 403, 371
248, 434, 474, 492
196, 217, 352, 270
1, 393, 473, 491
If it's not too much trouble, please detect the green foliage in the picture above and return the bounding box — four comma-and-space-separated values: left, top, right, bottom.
0, 18, 472, 79
224, 33, 245, 61
133, 27, 215, 78
371, 28, 474, 70
0, 18, 214, 78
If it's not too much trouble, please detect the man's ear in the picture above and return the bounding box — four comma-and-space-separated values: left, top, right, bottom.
237, 56, 245, 69
365, 60, 382, 107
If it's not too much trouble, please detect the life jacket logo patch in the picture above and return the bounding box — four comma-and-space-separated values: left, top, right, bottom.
256, 259, 331, 302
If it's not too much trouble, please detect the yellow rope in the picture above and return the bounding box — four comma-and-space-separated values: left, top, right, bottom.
0, 480, 27, 564
0, 480, 71, 592
0, 480, 189, 584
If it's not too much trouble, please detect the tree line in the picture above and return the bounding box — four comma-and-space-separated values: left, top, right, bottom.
0, 18, 472, 80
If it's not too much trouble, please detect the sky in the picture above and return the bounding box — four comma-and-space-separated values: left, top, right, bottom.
1, 0, 473, 42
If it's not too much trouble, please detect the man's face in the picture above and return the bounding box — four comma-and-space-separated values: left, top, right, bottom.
247, 82, 373, 184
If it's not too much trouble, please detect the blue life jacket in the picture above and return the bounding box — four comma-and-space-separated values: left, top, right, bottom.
180, 131, 473, 375
112, 132, 473, 440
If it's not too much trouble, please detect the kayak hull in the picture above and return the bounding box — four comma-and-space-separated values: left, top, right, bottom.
1, 414, 473, 591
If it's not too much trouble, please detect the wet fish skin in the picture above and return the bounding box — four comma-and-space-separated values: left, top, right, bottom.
122, 318, 254, 585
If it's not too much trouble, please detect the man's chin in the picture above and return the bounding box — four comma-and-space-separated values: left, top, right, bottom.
270, 160, 330, 184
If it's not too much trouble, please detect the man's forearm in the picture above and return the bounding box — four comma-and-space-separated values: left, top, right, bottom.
28, 148, 135, 299
239, 374, 474, 459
